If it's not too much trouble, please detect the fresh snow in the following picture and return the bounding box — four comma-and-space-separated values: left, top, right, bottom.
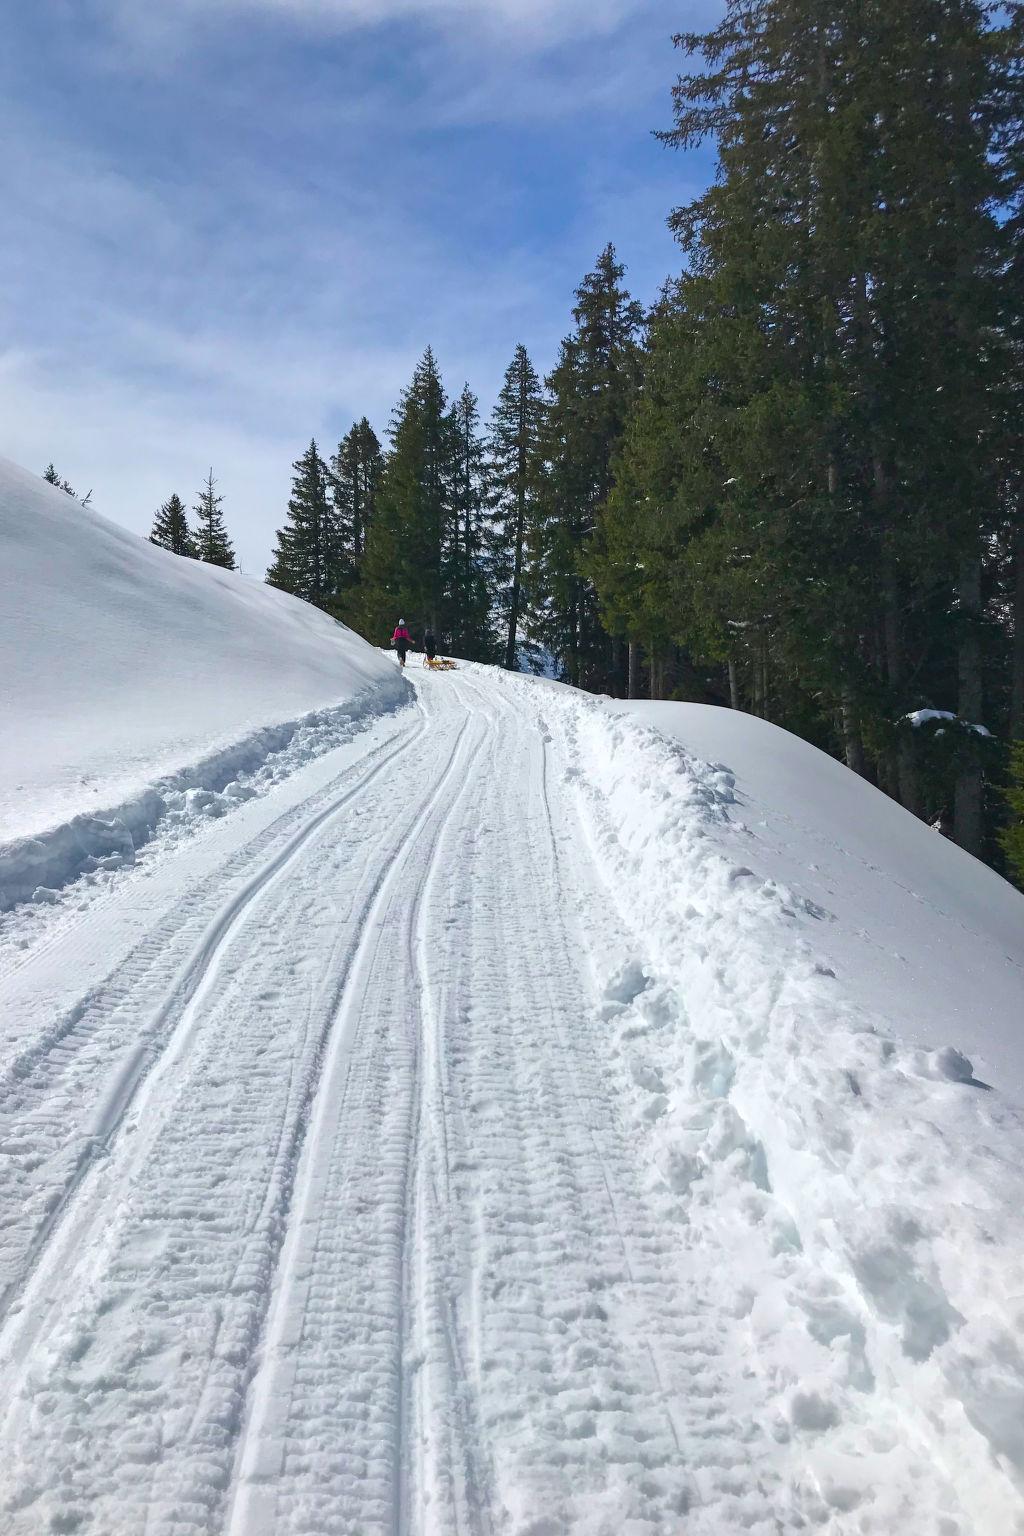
905, 707, 992, 737
0, 456, 406, 907
2, 464, 1024, 1534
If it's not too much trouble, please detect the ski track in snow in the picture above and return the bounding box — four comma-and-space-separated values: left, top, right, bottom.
0, 662, 1021, 1535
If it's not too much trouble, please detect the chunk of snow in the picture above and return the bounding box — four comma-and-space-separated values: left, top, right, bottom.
905, 708, 991, 737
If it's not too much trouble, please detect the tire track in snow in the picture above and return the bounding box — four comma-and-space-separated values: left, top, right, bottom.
400, 673, 505, 1536
223, 694, 486, 1536
0, 707, 431, 1412
0, 708, 429, 1336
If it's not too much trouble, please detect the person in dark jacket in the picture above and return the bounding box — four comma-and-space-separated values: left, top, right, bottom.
423, 628, 437, 663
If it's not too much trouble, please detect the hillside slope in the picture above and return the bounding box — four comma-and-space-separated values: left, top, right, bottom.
0, 457, 404, 906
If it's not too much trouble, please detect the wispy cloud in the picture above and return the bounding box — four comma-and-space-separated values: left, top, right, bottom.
1, 0, 705, 576
96, 0, 650, 58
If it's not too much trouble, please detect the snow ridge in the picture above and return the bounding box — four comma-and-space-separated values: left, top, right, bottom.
0, 674, 411, 916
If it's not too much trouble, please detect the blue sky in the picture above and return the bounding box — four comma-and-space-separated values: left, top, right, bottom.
1, 0, 719, 573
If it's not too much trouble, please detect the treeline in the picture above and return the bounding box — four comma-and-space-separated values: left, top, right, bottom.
266, 248, 644, 681
266, 0, 1024, 879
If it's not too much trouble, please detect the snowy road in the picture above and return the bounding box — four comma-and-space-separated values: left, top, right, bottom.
1, 663, 1022, 1534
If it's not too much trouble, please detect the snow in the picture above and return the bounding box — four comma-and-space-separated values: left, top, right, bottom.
612, 700, 1023, 1092
0, 455, 406, 907
905, 707, 992, 736
1, 478, 1024, 1533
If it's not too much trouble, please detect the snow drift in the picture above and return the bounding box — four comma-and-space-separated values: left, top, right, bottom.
0, 456, 406, 909
501, 673, 1024, 1530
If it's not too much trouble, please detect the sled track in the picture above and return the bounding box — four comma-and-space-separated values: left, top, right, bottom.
0, 706, 429, 1350
224, 703, 484, 1536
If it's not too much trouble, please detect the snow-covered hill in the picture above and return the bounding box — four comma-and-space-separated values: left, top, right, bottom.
0, 457, 405, 907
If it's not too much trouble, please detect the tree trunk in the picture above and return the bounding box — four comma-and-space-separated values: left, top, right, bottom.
1012, 513, 1024, 741
954, 550, 984, 857
628, 642, 642, 699
728, 660, 740, 711
841, 687, 866, 776
610, 635, 624, 697
882, 562, 919, 816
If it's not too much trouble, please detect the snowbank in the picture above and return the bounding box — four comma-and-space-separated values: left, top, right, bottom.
501, 676, 1024, 1529
0, 456, 406, 909
616, 701, 1024, 1093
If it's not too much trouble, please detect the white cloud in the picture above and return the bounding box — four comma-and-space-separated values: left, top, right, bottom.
100, 0, 647, 55
2, 0, 699, 575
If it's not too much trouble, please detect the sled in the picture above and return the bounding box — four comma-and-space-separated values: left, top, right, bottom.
425, 657, 458, 671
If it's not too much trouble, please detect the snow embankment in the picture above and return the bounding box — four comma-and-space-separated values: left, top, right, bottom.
0, 457, 407, 910
510, 677, 1024, 1529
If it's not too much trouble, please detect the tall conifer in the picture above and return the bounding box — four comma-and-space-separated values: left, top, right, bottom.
193, 470, 236, 569
329, 418, 383, 611
149, 493, 196, 557
266, 440, 337, 607
534, 246, 644, 689
486, 344, 545, 670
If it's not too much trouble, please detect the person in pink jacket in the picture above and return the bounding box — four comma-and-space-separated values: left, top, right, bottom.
391, 619, 412, 667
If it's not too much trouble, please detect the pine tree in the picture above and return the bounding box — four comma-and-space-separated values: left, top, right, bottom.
149, 493, 196, 557
447, 384, 492, 658
534, 245, 644, 689
593, 0, 1010, 845
486, 344, 545, 670
193, 469, 236, 569
267, 441, 337, 607
42, 463, 92, 507
359, 349, 455, 643
329, 419, 383, 616
1001, 742, 1024, 887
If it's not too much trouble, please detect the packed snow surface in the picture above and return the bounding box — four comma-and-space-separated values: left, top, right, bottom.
0, 456, 404, 906
1, 522, 1023, 1531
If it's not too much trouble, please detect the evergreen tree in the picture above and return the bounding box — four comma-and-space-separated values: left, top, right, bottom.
447, 384, 492, 658
593, 1, 1010, 852
533, 245, 644, 689
149, 493, 196, 557
329, 419, 383, 617
193, 469, 236, 569
486, 344, 546, 671
359, 349, 454, 643
1001, 743, 1024, 887
42, 463, 91, 507
266, 440, 337, 607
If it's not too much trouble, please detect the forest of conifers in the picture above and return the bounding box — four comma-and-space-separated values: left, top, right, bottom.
264, 0, 1024, 883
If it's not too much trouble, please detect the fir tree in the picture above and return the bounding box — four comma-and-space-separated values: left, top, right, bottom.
486, 344, 545, 670
267, 440, 337, 607
329, 419, 383, 615
534, 245, 644, 689
447, 384, 492, 658
359, 349, 454, 643
193, 469, 236, 569
593, 0, 1010, 850
1001, 742, 1024, 887
42, 463, 92, 507
149, 493, 196, 557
